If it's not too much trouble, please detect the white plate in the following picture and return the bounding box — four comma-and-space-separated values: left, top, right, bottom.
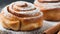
0, 20, 59, 34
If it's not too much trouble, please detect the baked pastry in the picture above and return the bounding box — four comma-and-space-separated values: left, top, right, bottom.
34, 0, 60, 21
0, 1, 43, 31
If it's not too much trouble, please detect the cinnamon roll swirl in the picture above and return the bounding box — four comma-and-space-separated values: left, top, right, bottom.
34, 0, 60, 21
0, 1, 43, 31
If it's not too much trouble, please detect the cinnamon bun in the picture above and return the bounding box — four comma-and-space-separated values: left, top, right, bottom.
0, 1, 43, 31
34, 0, 60, 21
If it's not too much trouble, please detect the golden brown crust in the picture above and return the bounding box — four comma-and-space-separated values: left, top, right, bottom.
34, 0, 60, 21
42, 8, 60, 21
0, 1, 43, 31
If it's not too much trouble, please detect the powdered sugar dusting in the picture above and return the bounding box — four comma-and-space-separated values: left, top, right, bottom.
8, 1, 40, 15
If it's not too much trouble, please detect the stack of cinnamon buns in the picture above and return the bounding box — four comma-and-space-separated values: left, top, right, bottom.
0, 0, 60, 32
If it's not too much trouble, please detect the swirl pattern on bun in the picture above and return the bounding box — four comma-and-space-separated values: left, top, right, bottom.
0, 1, 43, 31
8, 1, 40, 17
